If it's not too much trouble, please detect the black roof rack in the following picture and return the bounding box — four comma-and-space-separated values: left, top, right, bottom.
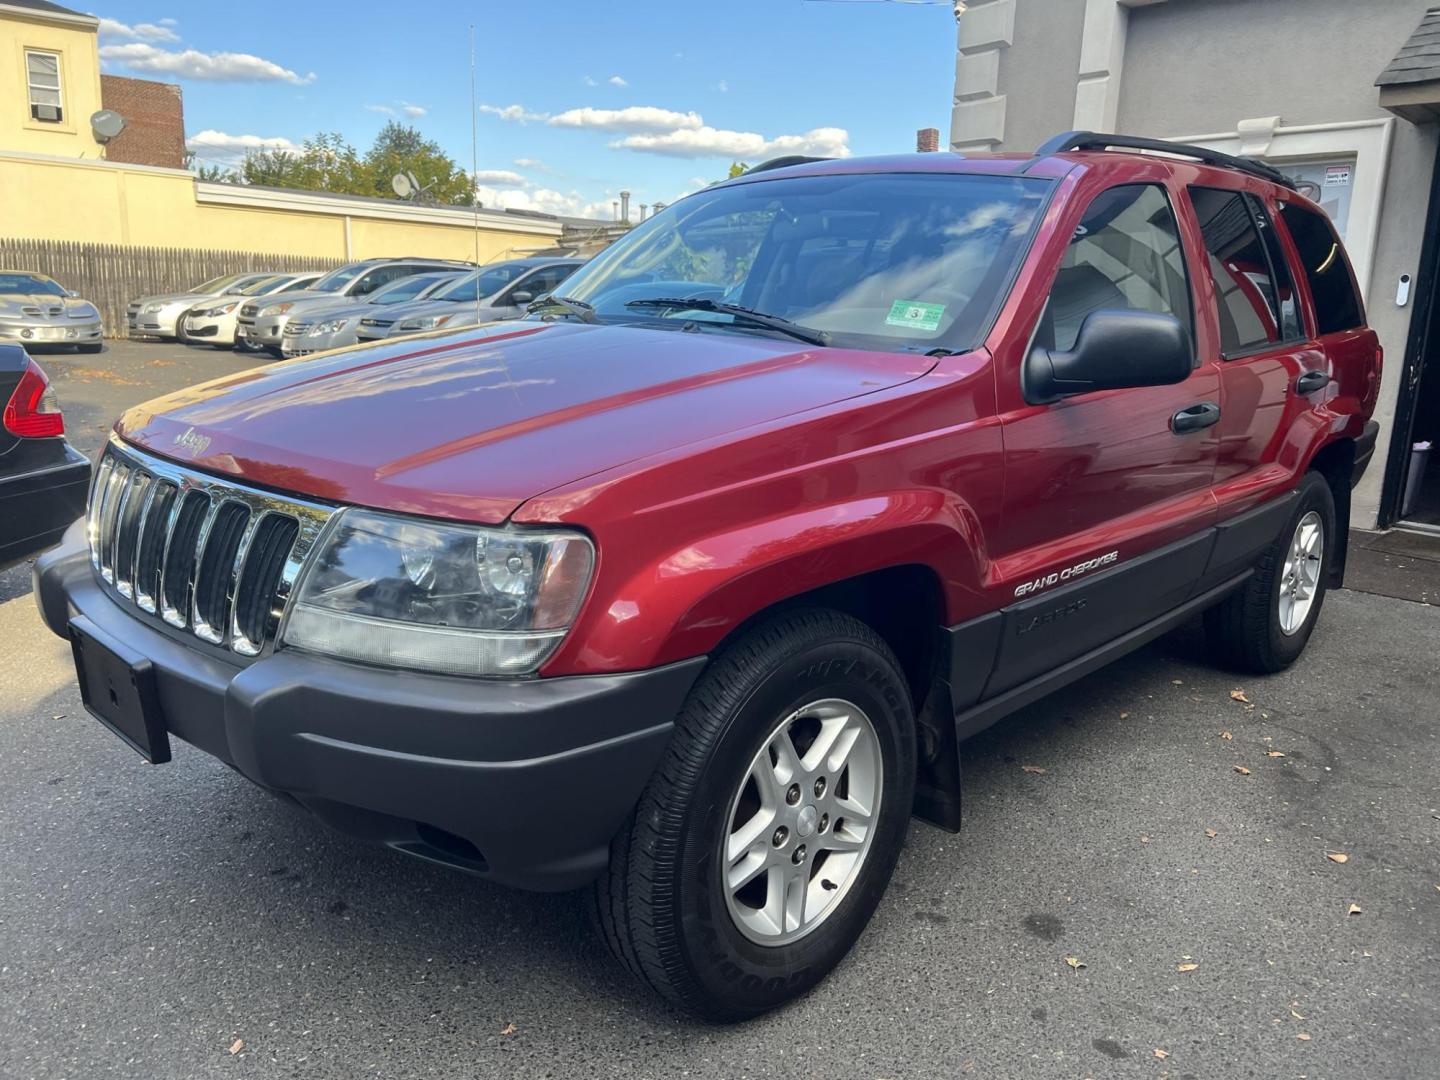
745, 155, 832, 175
1031, 131, 1296, 191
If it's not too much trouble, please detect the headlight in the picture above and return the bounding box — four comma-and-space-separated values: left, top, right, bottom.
281, 509, 595, 676
142, 302, 163, 314
199, 302, 238, 317
260, 302, 294, 317
307, 318, 349, 336
399, 313, 454, 331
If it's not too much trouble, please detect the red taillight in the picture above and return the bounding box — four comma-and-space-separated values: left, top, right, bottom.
3, 357, 65, 438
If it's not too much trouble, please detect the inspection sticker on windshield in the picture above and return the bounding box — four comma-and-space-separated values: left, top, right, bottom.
885, 300, 945, 332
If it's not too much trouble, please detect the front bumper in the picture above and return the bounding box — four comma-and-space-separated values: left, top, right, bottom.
0, 319, 103, 344
281, 328, 358, 357
238, 315, 288, 349
128, 305, 183, 337
34, 527, 703, 891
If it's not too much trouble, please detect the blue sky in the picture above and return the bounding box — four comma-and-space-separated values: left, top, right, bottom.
93, 0, 959, 219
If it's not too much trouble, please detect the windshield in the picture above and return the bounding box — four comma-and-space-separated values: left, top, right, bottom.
0, 273, 65, 297
221, 273, 272, 294
554, 172, 1050, 353
368, 273, 456, 305
236, 275, 284, 296
433, 263, 528, 303
311, 264, 367, 294
194, 272, 247, 293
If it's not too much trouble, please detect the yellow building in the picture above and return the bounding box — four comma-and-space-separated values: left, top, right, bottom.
0, 0, 565, 266
1, 0, 105, 158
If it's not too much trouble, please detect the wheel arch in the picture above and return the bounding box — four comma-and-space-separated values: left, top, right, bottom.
1306, 435, 1356, 587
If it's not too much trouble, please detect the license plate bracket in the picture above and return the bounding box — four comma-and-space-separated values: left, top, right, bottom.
69, 616, 171, 764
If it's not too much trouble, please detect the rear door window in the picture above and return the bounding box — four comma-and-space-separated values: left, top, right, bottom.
1189, 187, 1302, 356
1279, 201, 1364, 335
1035, 183, 1193, 355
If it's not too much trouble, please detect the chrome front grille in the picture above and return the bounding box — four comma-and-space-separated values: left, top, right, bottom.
240, 304, 259, 318
359, 317, 393, 329
87, 438, 335, 656
285, 322, 311, 337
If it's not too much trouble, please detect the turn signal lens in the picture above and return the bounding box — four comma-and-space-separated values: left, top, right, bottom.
3, 356, 64, 438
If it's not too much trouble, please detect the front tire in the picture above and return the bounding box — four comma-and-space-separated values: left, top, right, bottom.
595, 609, 916, 1020
1205, 471, 1335, 673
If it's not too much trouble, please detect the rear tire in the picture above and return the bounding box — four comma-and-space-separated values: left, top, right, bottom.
1205, 471, 1335, 674
594, 609, 916, 1021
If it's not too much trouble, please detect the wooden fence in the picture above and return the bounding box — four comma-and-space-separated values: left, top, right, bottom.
0, 238, 341, 338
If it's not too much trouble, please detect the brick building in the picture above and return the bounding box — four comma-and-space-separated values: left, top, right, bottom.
99, 74, 184, 169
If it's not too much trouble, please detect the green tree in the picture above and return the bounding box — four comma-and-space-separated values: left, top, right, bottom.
360, 122, 476, 206
727, 161, 749, 179
241, 131, 365, 193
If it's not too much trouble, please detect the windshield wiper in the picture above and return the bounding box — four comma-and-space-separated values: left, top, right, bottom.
625, 297, 830, 347
528, 294, 598, 324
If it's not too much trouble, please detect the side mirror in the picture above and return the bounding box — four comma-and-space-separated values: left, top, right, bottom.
66, 289, 80, 298
509, 290, 534, 307
1025, 309, 1192, 403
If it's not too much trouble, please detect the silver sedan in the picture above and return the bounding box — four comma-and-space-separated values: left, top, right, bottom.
0, 270, 103, 352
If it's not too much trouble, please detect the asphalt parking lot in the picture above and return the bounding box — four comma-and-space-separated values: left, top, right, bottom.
2, 340, 1439, 1079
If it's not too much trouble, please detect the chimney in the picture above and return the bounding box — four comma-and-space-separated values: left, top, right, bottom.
620, 189, 632, 224
639, 203, 648, 221
917, 127, 941, 153
612, 200, 619, 221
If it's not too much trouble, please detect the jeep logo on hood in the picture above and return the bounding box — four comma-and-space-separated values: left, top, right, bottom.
172, 426, 212, 458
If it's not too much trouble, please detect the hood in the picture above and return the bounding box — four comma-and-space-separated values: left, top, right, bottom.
243, 290, 339, 315
116, 321, 937, 524
287, 298, 387, 325
136, 291, 215, 308
365, 298, 460, 325
0, 294, 98, 318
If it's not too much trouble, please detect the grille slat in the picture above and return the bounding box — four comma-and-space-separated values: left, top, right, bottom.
90, 440, 333, 655
192, 502, 250, 643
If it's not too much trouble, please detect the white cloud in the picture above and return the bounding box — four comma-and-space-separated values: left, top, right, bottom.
614, 125, 851, 160
513, 157, 547, 169
157, 16, 178, 25
715, 79, 729, 92
365, 104, 395, 115
548, 105, 703, 134
186, 129, 299, 166
583, 75, 598, 87
98, 17, 180, 42
402, 102, 426, 118
99, 42, 315, 84
478, 103, 546, 123
608, 75, 628, 87
473, 169, 527, 186
473, 184, 611, 219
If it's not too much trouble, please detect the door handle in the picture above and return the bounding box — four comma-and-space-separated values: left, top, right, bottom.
1295, 369, 1331, 395
1171, 401, 1221, 434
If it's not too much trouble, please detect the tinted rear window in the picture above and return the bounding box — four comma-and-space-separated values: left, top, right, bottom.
1279, 201, 1364, 335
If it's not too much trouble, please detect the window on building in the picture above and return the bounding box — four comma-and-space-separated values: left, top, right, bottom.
1279, 201, 1364, 336
25, 50, 63, 123
1036, 183, 1193, 355
1189, 186, 1298, 356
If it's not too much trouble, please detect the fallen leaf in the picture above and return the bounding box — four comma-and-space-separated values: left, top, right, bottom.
499, 1022, 517, 1037
1204, 828, 1218, 838
1140, 835, 1151, 843
1266, 750, 1286, 759
1177, 962, 1199, 973
1220, 730, 1233, 740
228, 1039, 244, 1055
1172, 679, 1184, 685
1297, 1032, 1312, 1041
1348, 903, 1363, 916
1154, 1048, 1170, 1059
1291, 1009, 1306, 1020
1327, 852, 1349, 864
1233, 765, 1251, 776
1064, 956, 1086, 971
1230, 689, 1251, 703
1021, 764, 1047, 775
1119, 711, 1130, 720
51, 714, 67, 721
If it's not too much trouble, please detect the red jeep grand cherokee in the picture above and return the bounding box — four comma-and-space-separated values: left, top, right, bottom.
36, 133, 1381, 1019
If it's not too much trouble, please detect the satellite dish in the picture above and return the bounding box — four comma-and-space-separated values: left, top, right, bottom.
90, 109, 126, 143
391, 172, 414, 198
